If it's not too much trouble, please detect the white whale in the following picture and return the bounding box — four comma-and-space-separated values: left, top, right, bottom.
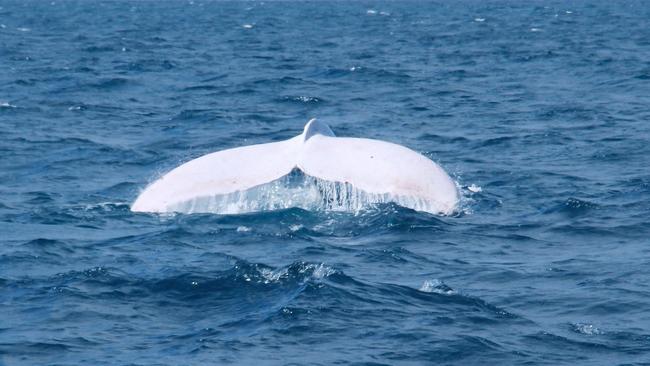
132, 119, 459, 215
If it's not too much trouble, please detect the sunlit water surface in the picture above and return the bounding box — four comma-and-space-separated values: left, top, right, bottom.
2, 1, 650, 365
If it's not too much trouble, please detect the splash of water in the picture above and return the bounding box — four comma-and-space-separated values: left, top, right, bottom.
165, 169, 443, 215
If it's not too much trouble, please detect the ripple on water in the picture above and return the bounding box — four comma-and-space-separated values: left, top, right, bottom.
2, 1, 650, 364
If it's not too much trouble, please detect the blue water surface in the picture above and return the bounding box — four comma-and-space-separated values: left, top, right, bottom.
2, 1, 650, 365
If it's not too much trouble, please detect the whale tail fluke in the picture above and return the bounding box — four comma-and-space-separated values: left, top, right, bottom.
132, 119, 459, 215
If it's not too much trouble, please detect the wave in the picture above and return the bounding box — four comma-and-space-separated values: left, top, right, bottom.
8, 260, 516, 324
543, 197, 600, 217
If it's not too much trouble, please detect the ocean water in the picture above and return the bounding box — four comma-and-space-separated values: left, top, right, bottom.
2, 0, 650, 364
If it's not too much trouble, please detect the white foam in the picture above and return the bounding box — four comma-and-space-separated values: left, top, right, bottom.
419, 279, 455, 295
310, 263, 335, 279
289, 224, 303, 232
1, 102, 16, 108
260, 267, 286, 283
474, 18, 485, 22
242, 24, 254, 29
82, 202, 129, 211
294, 96, 319, 103
572, 323, 603, 335
366, 9, 377, 15
259, 263, 334, 284
468, 184, 482, 193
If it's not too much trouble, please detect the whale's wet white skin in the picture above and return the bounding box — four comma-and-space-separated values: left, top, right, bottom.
132, 119, 459, 215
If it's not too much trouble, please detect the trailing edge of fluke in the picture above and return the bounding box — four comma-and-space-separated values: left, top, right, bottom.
132, 119, 459, 215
